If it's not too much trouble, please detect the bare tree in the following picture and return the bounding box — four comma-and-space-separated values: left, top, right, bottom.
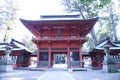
0, 0, 17, 42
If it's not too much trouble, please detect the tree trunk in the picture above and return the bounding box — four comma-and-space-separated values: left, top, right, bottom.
113, 26, 118, 41
109, 7, 118, 41
90, 29, 97, 46
73, 0, 98, 46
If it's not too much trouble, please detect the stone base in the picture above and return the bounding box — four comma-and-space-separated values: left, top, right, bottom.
0, 65, 13, 72
68, 69, 73, 72
108, 64, 118, 73
102, 64, 118, 73
102, 64, 108, 73
0, 55, 14, 72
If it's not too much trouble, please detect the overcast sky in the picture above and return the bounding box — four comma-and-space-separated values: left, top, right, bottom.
11, 0, 120, 41
11, 0, 65, 41
17, 0, 65, 19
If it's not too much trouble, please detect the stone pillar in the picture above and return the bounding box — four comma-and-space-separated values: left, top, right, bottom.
0, 44, 14, 72
102, 45, 118, 73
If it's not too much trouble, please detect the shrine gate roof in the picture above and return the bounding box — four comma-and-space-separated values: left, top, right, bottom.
0, 39, 31, 53
20, 17, 98, 37
20, 18, 98, 26
90, 38, 120, 55
94, 38, 120, 50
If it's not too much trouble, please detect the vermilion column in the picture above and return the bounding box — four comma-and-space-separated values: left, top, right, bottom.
79, 44, 83, 68
37, 45, 40, 67
28, 55, 31, 67
67, 41, 70, 68
17, 54, 21, 67
48, 41, 51, 68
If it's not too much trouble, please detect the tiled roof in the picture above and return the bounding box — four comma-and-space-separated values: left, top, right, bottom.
95, 38, 119, 50
0, 39, 31, 53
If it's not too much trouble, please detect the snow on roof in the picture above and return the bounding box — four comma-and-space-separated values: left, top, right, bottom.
95, 47, 120, 50
11, 39, 25, 46
95, 40, 108, 49
12, 41, 28, 50
0, 43, 9, 49
39, 14, 81, 20
11, 39, 31, 52
0, 39, 31, 52
90, 38, 120, 52
0, 48, 24, 51
95, 38, 119, 49
113, 42, 120, 47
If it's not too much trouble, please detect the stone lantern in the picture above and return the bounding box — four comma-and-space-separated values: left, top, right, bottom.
102, 45, 118, 73
0, 44, 14, 72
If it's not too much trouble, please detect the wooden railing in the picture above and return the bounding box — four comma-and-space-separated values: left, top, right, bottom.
70, 61, 81, 67
38, 61, 48, 67
32, 36, 85, 41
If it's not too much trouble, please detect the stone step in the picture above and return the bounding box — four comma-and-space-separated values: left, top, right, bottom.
30, 67, 88, 72
15, 67, 88, 72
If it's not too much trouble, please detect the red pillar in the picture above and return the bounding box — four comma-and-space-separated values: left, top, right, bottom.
79, 45, 83, 68
48, 41, 51, 68
17, 55, 21, 67
28, 54, 31, 67
67, 41, 70, 68
37, 45, 40, 67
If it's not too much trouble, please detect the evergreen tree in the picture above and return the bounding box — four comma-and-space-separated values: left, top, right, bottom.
61, 0, 119, 51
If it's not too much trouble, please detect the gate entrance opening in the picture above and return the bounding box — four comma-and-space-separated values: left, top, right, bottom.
52, 52, 67, 68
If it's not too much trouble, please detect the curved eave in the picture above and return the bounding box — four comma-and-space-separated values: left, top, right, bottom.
20, 18, 98, 26
20, 18, 98, 37
90, 47, 120, 54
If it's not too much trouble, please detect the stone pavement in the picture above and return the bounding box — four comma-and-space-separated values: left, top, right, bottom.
0, 69, 120, 80
0, 70, 44, 80
37, 71, 76, 80
71, 70, 120, 80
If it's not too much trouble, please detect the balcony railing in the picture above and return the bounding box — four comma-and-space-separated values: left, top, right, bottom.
32, 36, 85, 41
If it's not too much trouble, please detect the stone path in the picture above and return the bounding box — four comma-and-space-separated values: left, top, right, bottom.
0, 69, 120, 80
37, 71, 76, 80
0, 70, 44, 80
71, 70, 120, 80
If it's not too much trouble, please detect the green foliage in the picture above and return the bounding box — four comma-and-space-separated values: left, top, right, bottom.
96, 4, 119, 42
62, 0, 112, 18
62, 0, 119, 51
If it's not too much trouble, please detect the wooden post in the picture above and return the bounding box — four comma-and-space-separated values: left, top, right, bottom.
17, 55, 21, 67
79, 44, 83, 68
67, 41, 70, 68
48, 41, 51, 68
37, 45, 40, 67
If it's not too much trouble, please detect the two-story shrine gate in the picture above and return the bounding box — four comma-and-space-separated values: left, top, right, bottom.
20, 15, 98, 68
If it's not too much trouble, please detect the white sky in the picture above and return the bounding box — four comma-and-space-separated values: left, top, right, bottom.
10, 0, 120, 41
11, 0, 66, 41
17, 0, 65, 19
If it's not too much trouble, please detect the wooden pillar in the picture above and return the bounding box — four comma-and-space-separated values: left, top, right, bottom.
48, 28, 52, 68
67, 41, 70, 68
28, 54, 31, 67
37, 44, 40, 67
17, 55, 21, 67
79, 44, 83, 68
48, 41, 51, 68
